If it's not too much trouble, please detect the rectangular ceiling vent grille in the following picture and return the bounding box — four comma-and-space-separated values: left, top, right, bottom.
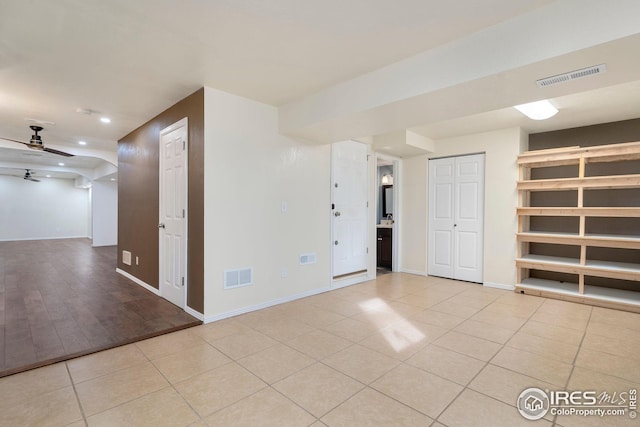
299, 253, 317, 265
224, 268, 253, 289
536, 64, 606, 88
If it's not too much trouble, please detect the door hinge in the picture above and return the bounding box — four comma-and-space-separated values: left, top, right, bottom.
183, 140, 186, 150
183, 209, 185, 218
366, 201, 369, 208
366, 247, 369, 254
181, 277, 185, 287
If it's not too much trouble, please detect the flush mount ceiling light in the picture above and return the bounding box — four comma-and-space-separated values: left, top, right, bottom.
58, 162, 65, 166
76, 108, 95, 115
100, 117, 111, 123
78, 140, 87, 145
514, 100, 558, 120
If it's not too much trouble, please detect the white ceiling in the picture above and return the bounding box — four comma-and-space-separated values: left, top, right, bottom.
0, 0, 638, 168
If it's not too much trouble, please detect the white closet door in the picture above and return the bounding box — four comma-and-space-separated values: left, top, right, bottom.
428, 154, 484, 283
428, 157, 455, 279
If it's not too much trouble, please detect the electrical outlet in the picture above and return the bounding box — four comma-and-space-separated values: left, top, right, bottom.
281, 201, 287, 213
136, 256, 139, 265
281, 268, 287, 278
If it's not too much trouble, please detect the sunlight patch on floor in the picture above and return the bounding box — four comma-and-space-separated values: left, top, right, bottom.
359, 298, 425, 352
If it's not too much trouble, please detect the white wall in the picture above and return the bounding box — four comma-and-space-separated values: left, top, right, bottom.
203, 87, 331, 319
399, 155, 428, 275
91, 180, 118, 247
398, 127, 527, 287
0, 175, 90, 241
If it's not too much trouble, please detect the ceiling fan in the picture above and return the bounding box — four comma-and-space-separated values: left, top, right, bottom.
23, 169, 40, 182
2, 125, 75, 157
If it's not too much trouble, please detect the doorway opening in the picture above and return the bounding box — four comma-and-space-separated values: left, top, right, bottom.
376, 154, 400, 276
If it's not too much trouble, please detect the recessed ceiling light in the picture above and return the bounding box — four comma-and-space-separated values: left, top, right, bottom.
514, 100, 558, 120
46, 174, 51, 178
110, 178, 116, 181
100, 117, 111, 123
58, 162, 65, 166
78, 140, 87, 145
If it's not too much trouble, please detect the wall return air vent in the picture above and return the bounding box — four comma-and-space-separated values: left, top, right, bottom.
536, 64, 606, 88
299, 253, 317, 265
224, 267, 253, 289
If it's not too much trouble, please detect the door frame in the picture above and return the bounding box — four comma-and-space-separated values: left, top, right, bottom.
158, 117, 189, 308
375, 153, 401, 272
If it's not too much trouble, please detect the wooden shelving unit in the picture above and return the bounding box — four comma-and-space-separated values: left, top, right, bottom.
516, 141, 640, 313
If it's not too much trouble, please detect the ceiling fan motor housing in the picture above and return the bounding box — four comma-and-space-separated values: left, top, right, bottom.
29, 125, 44, 146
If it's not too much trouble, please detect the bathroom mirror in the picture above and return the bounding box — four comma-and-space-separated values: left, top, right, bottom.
382, 185, 393, 217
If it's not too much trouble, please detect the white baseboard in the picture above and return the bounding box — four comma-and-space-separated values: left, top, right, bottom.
331, 272, 371, 289
203, 286, 331, 324
184, 305, 204, 321
398, 269, 427, 276
0, 235, 91, 242
116, 268, 205, 321
483, 281, 515, 291
116, 268, 160, 295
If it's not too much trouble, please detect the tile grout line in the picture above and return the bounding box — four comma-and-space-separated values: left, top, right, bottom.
553, 305, 594, 427
431, 292, 548, 425
65, 361, 89, 427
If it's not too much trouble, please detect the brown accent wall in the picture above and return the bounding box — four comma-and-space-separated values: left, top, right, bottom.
118, 88, 204, 313
529, 118, 640, 150
528, 117, 640, 290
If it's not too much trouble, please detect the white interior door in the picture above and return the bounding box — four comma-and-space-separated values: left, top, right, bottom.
428, 154, 484, 283
332, 140, 368, 278
428, 157, 455, 279
159, 118, 188, 308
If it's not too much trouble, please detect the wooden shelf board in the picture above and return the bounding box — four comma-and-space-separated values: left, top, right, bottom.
518, 141, 640, 167
518, 207, 640, 217
516, 278, 640, 313
517, 254, 640, 281
517, 254, 582, 275
518, 174, 640, 191
517, 232, 640, 249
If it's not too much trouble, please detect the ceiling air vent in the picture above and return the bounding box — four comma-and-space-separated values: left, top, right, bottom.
536, 64, 606, 88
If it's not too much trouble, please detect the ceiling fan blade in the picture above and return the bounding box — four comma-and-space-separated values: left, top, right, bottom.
44, 147, 75, 157
26, 177, 41, 182
2, 137, 31, 146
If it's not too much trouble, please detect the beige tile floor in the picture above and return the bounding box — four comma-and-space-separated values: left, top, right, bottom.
1, 273, 639, 427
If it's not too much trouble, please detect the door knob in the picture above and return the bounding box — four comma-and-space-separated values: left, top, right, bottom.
158, 223, 165, 229
334, 240, 339, 245
334, 211, 341, 217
